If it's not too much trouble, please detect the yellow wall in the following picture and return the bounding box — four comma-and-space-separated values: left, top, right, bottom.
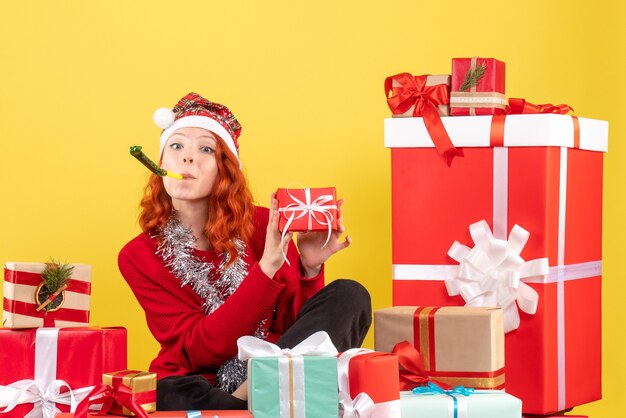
0, 1, 623, 416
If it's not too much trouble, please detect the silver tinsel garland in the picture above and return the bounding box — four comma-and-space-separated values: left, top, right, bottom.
156, 213, 266, 393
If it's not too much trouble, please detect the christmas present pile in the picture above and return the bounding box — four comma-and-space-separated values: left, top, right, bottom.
0, 261, 131, 418
382, 56, 607, 416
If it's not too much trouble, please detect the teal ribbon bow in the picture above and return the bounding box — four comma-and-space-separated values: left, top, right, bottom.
412, 382, 475, 418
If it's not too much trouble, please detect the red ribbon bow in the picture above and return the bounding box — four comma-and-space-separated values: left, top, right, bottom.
505, 98, 574, 115
385, 73, 463, 166
392, 341, 451, 391
74, 382, 153, 418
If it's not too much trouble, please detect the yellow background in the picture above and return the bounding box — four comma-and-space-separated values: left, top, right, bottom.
0, 1, 623, 416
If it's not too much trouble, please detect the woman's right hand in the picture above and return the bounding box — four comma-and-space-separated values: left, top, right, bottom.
259, 193, 293, 279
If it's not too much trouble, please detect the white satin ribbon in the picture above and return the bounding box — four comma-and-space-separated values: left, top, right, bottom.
238, 331, 338, 418
338, 349, 375, 418
0, 328, 95, 418
238, 331, 338, 360
445, 220, 549, 333
278, 188, 337, 265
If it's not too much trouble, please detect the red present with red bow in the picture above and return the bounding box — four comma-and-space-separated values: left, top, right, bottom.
450, 57, 506, 116
384, 109, 607, 414
0, 327, 127, 418
276, 188, 338, 235
337, 349, 400, 418
3, 262, 92, 328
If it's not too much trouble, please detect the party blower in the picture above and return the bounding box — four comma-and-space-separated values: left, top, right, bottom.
130, 146, 183, 179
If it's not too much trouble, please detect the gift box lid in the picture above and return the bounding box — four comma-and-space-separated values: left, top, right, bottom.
384, 114, 608, 152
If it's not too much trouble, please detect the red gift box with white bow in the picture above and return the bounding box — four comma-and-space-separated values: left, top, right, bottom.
0, 327, 127, 418
384, 113, 607, 414
338, 349, 400, 418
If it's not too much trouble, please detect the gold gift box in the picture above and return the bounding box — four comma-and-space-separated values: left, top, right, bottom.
374, 306, 504, 389
103, 370, 157, 416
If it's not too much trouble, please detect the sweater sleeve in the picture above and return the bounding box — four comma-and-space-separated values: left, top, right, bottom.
118, 235, 285, 372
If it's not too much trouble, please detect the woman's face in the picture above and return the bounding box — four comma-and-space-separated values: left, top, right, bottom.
161, 127, 219, 207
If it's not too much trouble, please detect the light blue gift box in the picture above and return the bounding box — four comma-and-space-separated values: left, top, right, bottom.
400, 385, 521, 418
248, 355, 339, 418
238, 331, 340, 418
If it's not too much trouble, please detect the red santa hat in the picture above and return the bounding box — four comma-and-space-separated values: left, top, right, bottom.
153, 92, 242, 161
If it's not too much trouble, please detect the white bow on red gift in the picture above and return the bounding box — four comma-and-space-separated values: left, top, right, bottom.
446, 220, 549, 333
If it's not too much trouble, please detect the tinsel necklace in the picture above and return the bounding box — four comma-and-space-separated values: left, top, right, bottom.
155, 213, 266, 393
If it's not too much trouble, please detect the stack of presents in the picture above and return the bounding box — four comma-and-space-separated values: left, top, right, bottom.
0, 56, 606, 418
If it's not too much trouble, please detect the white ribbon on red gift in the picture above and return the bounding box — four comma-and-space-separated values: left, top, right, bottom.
445, 219, 549, 333
238, 331, 338, 418
392, 143, 603, 411
278, 188, 337, 265
0, 328, 95, 418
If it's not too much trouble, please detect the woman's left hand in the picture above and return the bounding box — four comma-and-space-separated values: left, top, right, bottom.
297, 199, 351, 278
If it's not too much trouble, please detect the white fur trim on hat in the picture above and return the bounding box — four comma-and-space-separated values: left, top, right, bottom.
153, 107, 176, 129
158, 115, 239, 162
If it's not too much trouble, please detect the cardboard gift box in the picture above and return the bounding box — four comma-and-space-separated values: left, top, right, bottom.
384, 113, 607, 414
374, 306, 504, 390
0, 327, 127, 418
450, 57, 505, 116
338, 349, 400, 418
276, 188, 338, 235
238, 331, 339, 418
3, 262, 92, 328
385, 73, 451, 117
55, 411, 254, 418
400, 386, 522, 418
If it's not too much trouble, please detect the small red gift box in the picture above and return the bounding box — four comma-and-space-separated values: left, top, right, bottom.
450, 57, 506, 116
0, 327, 127, 417
338, 349, 400, 418
276, 188, 338, 234
385, 113, 607, 414
56, 411, 254, 417
3, 262, 92, 328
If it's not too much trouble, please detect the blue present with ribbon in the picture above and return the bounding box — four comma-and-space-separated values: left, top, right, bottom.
401, 382, 521, 418
238, 331, 339, 418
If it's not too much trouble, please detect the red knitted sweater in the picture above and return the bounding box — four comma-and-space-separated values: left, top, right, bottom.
118, 206, 324, 382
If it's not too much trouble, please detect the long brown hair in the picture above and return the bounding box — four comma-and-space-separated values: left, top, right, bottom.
139, 137, 254, 263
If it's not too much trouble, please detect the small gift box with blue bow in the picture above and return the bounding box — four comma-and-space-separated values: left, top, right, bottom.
400, 382, 521, 418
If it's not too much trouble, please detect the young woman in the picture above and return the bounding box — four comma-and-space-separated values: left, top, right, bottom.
118, 93, 371, 411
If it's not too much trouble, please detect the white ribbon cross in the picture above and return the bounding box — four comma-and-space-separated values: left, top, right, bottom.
446, 220, 549, 333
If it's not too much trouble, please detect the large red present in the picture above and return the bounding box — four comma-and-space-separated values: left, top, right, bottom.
0, 327, 127, 418
450, 57, 506, 116
337, 349, 400, 418
57, 412, 253, 417
384, 113, 607, 414
3, 262, 92, 328
276, 188, 338, 234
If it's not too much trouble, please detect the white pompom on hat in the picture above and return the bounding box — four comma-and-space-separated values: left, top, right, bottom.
155, 92, 242, 161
